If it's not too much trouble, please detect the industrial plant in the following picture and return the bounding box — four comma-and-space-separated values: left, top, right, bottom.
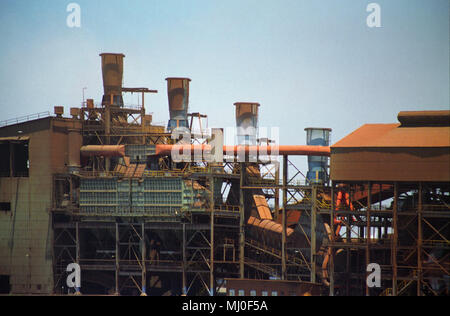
0, 53, 448, 296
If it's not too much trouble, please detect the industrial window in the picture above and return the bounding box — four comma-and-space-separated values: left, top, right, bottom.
250, 290, 256, 296
0, 141, 29, 177
0, 202, 11, 212
261, 291, 268, 296
271, 291, 278, 296
238, 289, 245, 296
229, 289, 235, 296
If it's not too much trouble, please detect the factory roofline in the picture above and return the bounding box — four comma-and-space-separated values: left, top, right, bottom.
332, 110, 450, 148
332, 123, 450, 148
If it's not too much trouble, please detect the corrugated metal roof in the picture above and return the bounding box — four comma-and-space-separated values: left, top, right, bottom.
253, 194, 273, 220
332, 124, 450, 148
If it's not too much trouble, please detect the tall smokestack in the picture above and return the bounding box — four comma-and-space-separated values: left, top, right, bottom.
166, 77, 191, 131
100, 53, 125, 106
304, 128, 332, 184
234, 102, 260, 145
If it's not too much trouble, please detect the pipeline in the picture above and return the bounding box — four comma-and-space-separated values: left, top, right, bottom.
155, 144, 331, 157
79, 144, 329, 158
80, 145, 125, 157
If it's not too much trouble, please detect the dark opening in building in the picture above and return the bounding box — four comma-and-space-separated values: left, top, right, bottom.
0, 143, 10, 177
0, 140, 29, 177
0, 275, 10, 294
0, 202, 11, 212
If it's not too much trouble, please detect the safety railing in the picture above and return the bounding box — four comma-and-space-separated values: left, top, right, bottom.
0, 111, 51, 127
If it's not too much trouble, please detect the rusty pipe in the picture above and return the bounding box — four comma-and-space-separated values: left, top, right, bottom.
80, 145, 125, 157
155, 144, 330, 157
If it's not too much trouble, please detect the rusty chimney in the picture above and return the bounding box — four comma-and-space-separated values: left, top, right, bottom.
234, 102, 260, 145
166, 77, 191, 131
100, 53, 125, 106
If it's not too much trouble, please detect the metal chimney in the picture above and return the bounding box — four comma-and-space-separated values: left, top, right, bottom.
304, 127, 332, 184
234, 102, 260, 145
166, 77, 191, 131
100, 53, 125, 106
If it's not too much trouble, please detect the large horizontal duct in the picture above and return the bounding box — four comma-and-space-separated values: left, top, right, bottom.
80, 145, 125, 157
154, 144, 330, 157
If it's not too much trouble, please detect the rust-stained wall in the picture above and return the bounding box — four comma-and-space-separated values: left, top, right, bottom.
330, 147, 450, 182
0, 118, 81, 294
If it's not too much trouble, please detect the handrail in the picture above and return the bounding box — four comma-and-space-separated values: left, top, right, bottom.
0, 111, 51, 127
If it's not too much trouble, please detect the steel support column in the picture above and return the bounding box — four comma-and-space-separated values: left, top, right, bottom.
311, 185, 317, 283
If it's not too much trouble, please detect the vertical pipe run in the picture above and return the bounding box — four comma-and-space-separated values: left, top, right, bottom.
346, 186, 351, 295
105, 106, 111, 171
282, 155, 288, 280
209, 174, 215, 296
75, 222, 80, 263
417, 182, 423, 296
182, 223, 187, 295
115, 222, 120, 295
329, 183, 335, 296
274, 161, 280, 221
392, 182, 398, 296
141, 223, 147, 296
311, 186, 317, 283
366, 182, 372, 296
239, 163, 245, 279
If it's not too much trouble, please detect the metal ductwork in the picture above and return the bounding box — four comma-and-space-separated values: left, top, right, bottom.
305, 128, 332, 184
100, 53, 125, 106
234, 102, 259, 145
398, 110, 450, 127
166, 77, 191, 131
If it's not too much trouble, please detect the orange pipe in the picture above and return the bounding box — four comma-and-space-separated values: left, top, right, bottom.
80, 145, 125, 157
155, 144, 330, 157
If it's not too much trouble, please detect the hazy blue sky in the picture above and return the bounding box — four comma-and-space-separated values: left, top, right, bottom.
0, 0, 448, 156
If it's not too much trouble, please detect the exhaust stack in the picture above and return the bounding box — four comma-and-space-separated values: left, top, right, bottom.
304, 128, 332, 184
100, 53, 125, 106
234, 102, 260, 145
166, 77, 191, 131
